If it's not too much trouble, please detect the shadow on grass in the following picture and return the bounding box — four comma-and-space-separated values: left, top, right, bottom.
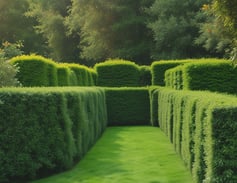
32, 127, 193, 183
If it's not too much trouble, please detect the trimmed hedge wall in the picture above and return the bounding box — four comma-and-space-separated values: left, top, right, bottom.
165, 59, 237, 93
151, 60, 192, 86
65, 63, 95, 86
10, 55, 58, 87
0, 87, 107, 182
95, 59, 141, 87
151, 87, 237, 183
10, 55, 97, 87
105, 87, 150, 126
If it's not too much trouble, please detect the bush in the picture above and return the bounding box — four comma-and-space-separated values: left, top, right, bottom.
153, 87, 237, 183
0, 58, 21, 87
10, 55, 58, 87
105, 87, 150, 126
165, 59, 237, 94
95, 59, 140, 87
151, 60, 193, 86
0, 87, 107, 182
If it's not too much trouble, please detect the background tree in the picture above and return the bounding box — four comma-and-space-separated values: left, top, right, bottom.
0, 0, 47, 55
196, 1, 237, 60
147, 0, 210, 60
66, 0, 154, 65
27, 0, 81, 62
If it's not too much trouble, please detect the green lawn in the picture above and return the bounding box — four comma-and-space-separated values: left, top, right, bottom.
32, 127, 193, 183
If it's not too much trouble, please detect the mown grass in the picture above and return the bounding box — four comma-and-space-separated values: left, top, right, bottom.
32, 127, 193, 183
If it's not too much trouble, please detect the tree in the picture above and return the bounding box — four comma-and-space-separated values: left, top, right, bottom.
147, 0, 210, 60
0, 42, 23, 87
196, 0, 237, 60
66, 0, 154, 65
0, 0, 47, 56
27, 0, 81, 62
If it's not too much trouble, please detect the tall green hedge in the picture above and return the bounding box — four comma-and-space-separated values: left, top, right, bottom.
95, 59, 140, 87
65, 63, 95, 86
0, 87, 107, 182
10, 55, 58, 87
105, 87, 150, 126
57, 64, 71, 86
139, 65, 151, 86
152, 87, 237, 183
151, 60, 192, 86
165, 59, 237, 94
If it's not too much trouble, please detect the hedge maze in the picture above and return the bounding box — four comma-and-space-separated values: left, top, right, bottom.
2, 56, 237, 182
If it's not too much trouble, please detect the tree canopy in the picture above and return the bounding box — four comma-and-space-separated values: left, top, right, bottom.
0, 0, 236, 64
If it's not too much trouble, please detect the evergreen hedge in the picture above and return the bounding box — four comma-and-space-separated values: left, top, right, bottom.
95, 59, 140, 87
10, 55, 58, 87
105, 87, 150, 126
165, 59, 237, 94
152, 87, 237, 183
139, 65, 151, 86
65, 63, 95, 86
151, 60, 191, 86
0, 87, 107, 182
57, 64, 71, 86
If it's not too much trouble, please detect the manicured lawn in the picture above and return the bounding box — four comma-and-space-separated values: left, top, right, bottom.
32, 127, 193, 183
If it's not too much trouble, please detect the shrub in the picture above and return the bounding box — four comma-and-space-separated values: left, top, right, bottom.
165, 59, 237, 94
151, 60, 192, 86
10, 55, 58, 87
95, 59, 140, 87
0, 58, 21, 87
153, 87, 237, 183
0, 87, 107, 182
105, 87, 150, 126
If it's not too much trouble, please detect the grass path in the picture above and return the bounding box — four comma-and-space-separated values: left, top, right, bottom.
32, 127, 193, 183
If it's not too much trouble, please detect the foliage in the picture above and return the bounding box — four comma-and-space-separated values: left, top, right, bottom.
105, 87, 150, 126
10, 55, 96, 87
139, 65, 152, 86
151, 60, 192, 86
147, 0, 210, 60
165, 59, 237, 94
153, 86, 237, 183
10, 55, 58, 86
196, 1, 237, 60
0, 0, 47, 56
66, 0, 153, 65
0, 87, 107, 182
95, 59, 140, 87
26, 0, 80, 62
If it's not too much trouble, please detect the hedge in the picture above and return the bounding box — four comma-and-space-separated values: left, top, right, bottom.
0, 87, 107, 182
10, 55, 58, 87
151, 59, 192, 86
139, 65, 151, 86
152, 87, 237, 183
95, 59, 140, 87
165, 59, 237, 94
105, 87, 150, 126
65, 63, 95, 86
57, 64, 71, 86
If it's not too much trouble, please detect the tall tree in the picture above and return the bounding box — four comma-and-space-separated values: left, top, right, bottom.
0, 0, 46, 55
66, 0, 153, 65
196, 0, 237, 59
147, 0, 210, 60
27, 0, 81, 62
